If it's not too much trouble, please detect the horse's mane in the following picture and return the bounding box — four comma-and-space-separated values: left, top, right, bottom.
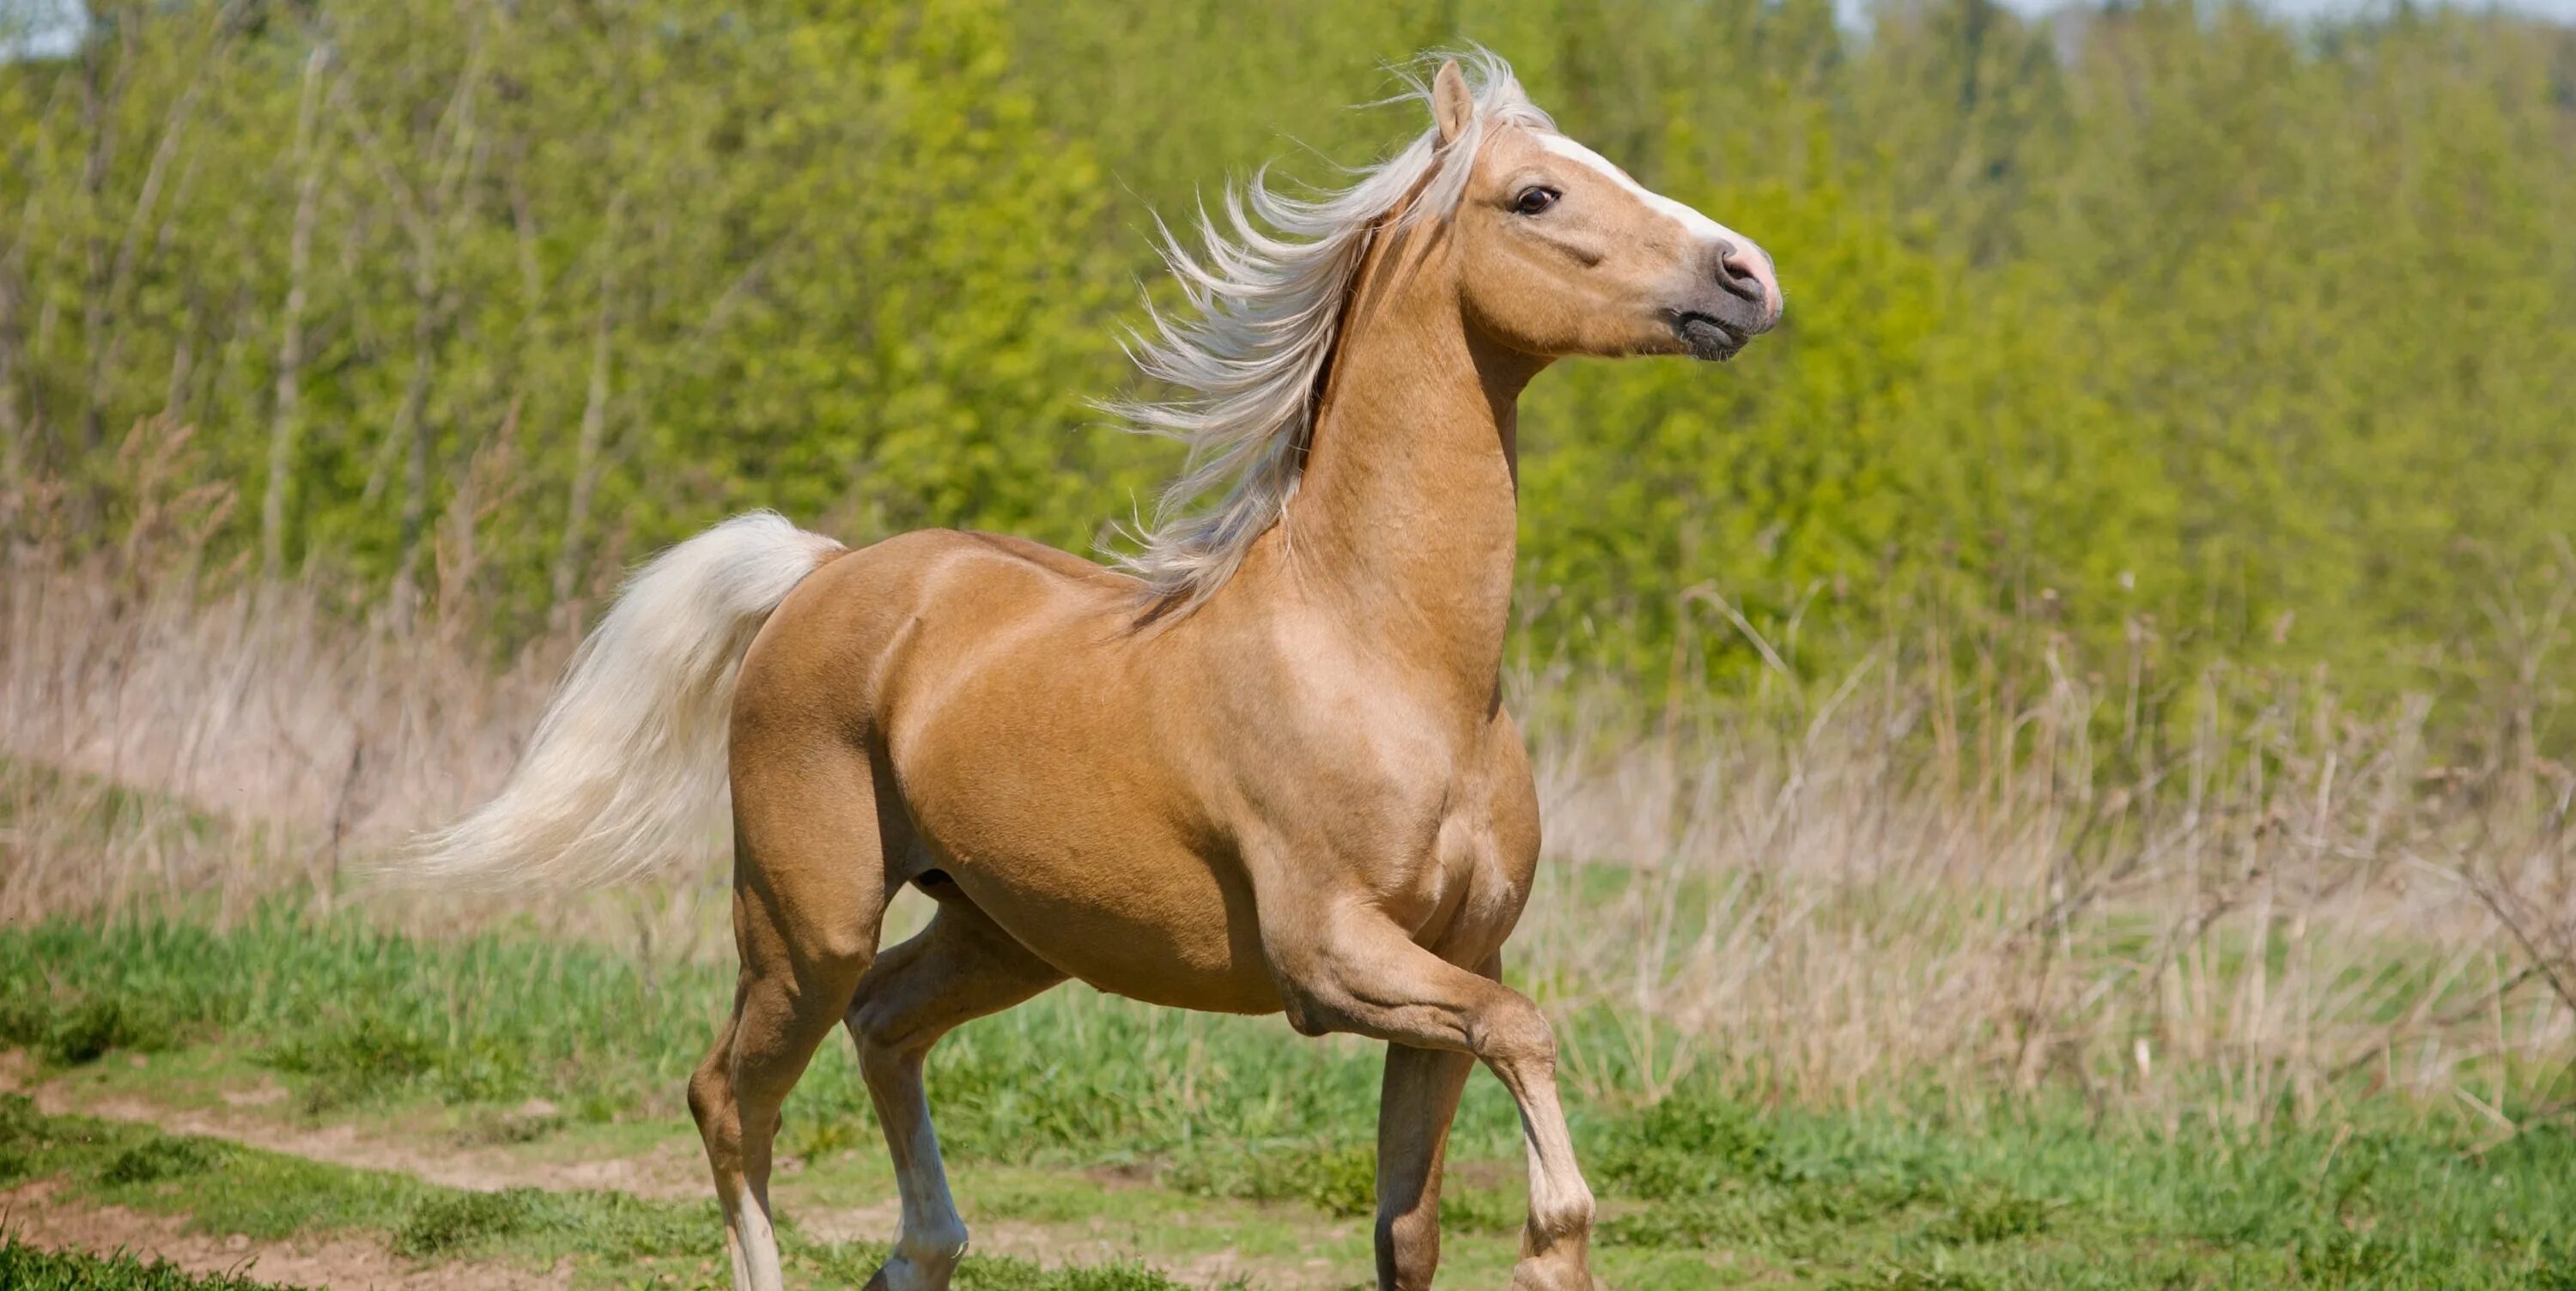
1103, 50, 1552, 614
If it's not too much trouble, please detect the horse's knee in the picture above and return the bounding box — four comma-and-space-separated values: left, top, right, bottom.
688, 1054, 732, 1138
1469, 991, 1558, 1072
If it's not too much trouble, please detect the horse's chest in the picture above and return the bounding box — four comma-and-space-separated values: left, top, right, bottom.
1382, 748, 1543, 963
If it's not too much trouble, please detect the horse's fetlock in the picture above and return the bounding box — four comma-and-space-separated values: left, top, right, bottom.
1527, 1180, 1595, 1248
881, 1221, 969, 1290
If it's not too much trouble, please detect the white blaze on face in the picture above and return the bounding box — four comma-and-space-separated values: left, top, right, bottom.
1534, 132, 1777, 301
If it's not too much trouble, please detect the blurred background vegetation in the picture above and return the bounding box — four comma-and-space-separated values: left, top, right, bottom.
2, 0, 2571, 749
4, 14, 2575, 1278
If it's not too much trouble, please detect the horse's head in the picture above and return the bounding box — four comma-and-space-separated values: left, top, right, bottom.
1425, 58, 1782, 364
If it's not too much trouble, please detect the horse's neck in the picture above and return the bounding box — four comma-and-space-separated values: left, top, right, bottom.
1255, 233, 1539, 706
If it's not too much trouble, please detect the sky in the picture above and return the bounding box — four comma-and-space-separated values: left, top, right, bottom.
1, 0, 77, 61
4, 0, 2574, 63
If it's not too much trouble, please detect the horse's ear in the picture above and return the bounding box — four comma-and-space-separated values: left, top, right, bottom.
1431, 58, 1473, 146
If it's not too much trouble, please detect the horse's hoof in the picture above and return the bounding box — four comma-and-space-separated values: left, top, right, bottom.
1507, 1256, 1604, 1291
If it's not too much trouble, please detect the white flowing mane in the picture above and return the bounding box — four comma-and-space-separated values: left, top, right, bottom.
1106, 52, 1553, 612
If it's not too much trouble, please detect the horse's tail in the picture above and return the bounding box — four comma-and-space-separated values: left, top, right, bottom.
409, 511, 843, 890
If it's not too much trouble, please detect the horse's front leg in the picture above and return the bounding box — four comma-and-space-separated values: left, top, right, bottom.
1377, 1037, 1475, 1290
1273, 917, 1599, 1291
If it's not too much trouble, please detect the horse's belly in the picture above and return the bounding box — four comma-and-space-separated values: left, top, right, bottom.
934, 837, 1282, 1015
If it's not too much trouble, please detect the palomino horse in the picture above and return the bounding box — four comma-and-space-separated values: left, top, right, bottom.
420, 53, 1778, 1291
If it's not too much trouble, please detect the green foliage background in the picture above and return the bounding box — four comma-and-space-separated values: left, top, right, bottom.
3, 0, 2572, 723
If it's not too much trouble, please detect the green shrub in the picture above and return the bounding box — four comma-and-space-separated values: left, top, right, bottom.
42, 996, 176, 1065
99, 1136, 230, 1186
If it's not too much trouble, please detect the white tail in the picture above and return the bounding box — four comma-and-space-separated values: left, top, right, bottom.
410, 512, 843, 890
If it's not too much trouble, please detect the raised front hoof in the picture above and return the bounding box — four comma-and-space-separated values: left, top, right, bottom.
1508, 1253, 1605, 1291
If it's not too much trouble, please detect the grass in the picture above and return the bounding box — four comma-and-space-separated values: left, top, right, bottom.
0, 1238, 307, 1291
8, 912, 2576, 1288
0, 1094, 1209, 1290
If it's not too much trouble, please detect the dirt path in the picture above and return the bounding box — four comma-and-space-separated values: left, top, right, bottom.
19, 1066, 705, 1201
1, 1179, 571, 1290
8, 1057, 1346, 1289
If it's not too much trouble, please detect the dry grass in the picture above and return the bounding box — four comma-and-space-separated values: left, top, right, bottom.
3, 426, 2571, 1130
1520, 657, 2576, 1127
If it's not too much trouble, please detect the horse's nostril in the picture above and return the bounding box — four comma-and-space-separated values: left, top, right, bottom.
1713, 240, 1766, 304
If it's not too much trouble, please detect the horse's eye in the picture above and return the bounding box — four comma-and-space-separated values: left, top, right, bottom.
1512, 186, 1561, 216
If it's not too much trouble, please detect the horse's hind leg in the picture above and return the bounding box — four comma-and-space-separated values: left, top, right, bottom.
689, 738, 889, 1291
846, 891, 1066, 1291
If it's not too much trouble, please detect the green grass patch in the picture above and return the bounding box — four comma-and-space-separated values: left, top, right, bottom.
0, 990, 179, 1066
1160, 1139, 1378, 1215
0, 1238, 308, 1290
803, 1241, 1203, 1291
0, 1097, 1238, 1288
9, 912, 2576, 1288
96, 1135, 233, 1185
